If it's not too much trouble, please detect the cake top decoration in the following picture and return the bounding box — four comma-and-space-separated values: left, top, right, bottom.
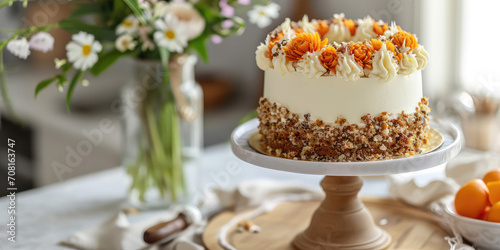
256, 14, 429, 81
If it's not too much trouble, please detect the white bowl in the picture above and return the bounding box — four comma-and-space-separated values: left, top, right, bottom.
444, 200, 500, 250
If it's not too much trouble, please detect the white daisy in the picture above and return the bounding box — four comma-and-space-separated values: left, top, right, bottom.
65, 32, 102, 71
29, 32, 54, 53
153, 14, 188, 53
116, 15, 139, 35
247, 3, 280, 28
115, 34, 137, 52
6, 38, 30, 59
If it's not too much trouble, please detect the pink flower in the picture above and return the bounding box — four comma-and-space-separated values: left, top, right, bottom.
29, 32, 54, 53
221, 20, 233, 28
238, 0, 251, 5
211, 35, 223, 44
219, 0, 234, 17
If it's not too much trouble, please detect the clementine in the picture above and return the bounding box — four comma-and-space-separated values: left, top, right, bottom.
487, 180, 500, 205
486, 201, 500, 222
483, 169, 500, 184
455, 179, 490, 218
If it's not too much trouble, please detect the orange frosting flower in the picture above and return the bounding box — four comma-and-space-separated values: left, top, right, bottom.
284, 32, 328, 62
369, 39, 383, 51
373, 22, 389, 36
314, 20, 330, 38
343, 19, 357, 36
349, 42, 374, 70
385, 40, 395, 52
392, 31, 418, 51
319, 46, 339, 73
370, 39, 396, 52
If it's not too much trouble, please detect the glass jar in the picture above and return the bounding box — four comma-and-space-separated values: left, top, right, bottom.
121, 54, 203, 208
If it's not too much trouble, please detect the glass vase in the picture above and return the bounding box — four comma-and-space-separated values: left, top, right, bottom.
122, 54, 203, 209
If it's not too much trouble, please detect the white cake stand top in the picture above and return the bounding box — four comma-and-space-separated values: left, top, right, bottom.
231, 118, 462, 176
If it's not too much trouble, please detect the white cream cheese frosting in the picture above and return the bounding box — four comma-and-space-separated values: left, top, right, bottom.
414, 45, 429, 70
335, 51, 364, 81
255, 44, 272, 71
297, 15, 317, 34
369, 44, 398, 81
272, 51, 295, 75
264, 68, 423, 124
324, 13, 351, 43
398, 52, 419, 75
352, 16, 377, 42
296, 51, 327, 78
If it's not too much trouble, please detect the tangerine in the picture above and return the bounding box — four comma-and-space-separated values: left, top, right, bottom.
455, 179, 490, 218
486, 201, 500, 222
483, 169, 500, 184
487, 181, 500, 205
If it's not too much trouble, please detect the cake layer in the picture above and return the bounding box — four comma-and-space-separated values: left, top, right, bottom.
263, 69, 423, 124
257, 97, 430, 162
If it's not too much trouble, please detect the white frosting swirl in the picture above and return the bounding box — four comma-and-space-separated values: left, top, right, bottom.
398, 52, 418, 75
383, 21, 399, 38
335, 51, 363, 81
272, 52, 295, 75
324, 13, 351, 43
369, 43, 398, 81
352, 16, 377, 42
413, 45, 429, 70
277, 18, 295, 41
298, 15, 317, 34
256, 43, 272, 71
296, 51, 327, 78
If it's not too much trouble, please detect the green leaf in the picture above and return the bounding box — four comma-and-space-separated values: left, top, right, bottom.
59, 19, 116, 41
90, 49, 136, 76
188, 36, 208, 63
66, 71, 84, 112
122, 0, 145, 23
109, 0, 131, 26
35, 77, 57, 98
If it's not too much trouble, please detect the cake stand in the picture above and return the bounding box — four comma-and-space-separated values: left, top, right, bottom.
230, 118, 461, 250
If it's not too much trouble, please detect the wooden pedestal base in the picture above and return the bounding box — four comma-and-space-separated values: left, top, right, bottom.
292, 176, 391, 250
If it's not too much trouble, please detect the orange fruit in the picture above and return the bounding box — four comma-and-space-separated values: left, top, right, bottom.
486, 201, 500, 222
455, 179, 490, 218
483, 169, 500, 184
479, 206, 491, 220
487, 180, 500, 205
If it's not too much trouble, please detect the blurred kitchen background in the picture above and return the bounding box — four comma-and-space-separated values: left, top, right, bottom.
1, 0, 499, 195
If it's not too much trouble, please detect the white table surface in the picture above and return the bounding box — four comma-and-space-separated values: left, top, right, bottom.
0, 143, 446, 250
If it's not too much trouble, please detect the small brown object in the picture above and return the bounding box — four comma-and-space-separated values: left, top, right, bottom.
237, 220, 261, 233
143, 214, 189, 244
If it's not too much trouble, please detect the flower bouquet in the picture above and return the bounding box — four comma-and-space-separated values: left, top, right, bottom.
0, 0, 280, 206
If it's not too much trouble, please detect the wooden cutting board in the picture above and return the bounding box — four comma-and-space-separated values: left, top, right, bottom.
203, 197, 450, 250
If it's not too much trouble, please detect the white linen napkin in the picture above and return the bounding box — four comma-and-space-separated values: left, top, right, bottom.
389, 150, 500, 250
60, 179, 322, 250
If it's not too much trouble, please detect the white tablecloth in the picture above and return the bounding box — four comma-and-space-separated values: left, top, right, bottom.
0, 143, 446, 249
